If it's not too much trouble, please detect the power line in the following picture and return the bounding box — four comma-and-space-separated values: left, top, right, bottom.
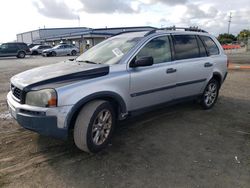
228, 12, 232, 34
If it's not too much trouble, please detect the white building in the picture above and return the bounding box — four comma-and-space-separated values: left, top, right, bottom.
17, 26, 155, 51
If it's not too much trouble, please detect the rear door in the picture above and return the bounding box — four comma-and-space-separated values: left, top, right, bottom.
172, 34, 211, 99
56, 45, 65, 55
65, 45, 72, 55
129, 35, 177, 110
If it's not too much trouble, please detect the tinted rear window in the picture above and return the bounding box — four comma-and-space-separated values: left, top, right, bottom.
200, 36, 219, 55
172, 35, 200, 60
17, 43, 28, 49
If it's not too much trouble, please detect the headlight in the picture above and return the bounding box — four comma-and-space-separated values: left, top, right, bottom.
25, 89, 57, 107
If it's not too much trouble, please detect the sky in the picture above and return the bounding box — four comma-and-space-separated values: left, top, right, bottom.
0, 0, 250, 42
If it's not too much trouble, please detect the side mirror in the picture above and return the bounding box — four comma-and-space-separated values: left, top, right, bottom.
130, 56, 153, 68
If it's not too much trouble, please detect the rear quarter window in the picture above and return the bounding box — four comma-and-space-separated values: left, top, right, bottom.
17, 43, 28, 49
200, 36, 219, 55
172, 35, 200, 60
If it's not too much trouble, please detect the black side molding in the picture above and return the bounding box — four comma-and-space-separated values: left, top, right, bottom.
131, 78, 206, 97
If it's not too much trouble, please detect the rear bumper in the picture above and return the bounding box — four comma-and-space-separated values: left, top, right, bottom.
7, 92, 71, 139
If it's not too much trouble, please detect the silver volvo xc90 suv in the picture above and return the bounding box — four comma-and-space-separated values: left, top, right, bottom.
7, 28, 228, 153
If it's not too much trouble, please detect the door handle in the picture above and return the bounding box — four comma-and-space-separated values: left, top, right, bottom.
204, 62, 213, 67
166, 68, 177, 74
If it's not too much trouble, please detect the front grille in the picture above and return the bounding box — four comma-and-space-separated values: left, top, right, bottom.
11, 84, 22, 101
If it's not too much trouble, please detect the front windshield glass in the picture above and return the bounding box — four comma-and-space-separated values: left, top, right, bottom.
52, 45, 60, 49
76, 34, 143, 65
32, 45, 39, 49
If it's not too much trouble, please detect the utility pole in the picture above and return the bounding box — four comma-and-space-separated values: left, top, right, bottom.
227, 12, 232, 34
77, 15, 80, 27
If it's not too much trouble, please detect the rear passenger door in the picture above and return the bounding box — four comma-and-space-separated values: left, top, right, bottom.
172, 34, 212, 99
57, 45, 65, 55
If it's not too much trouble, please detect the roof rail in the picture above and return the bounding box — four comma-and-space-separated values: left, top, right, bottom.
112, 28, 157, 37
144, 26, 208, 36
162, 26, 208, 33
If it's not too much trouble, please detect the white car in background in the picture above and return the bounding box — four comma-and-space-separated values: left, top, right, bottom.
42, 44, 79, 57
31, 45, 52, 55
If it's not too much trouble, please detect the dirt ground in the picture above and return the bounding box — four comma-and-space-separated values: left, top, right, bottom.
0, 55, 249, 188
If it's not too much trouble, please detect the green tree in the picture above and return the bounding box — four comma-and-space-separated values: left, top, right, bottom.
237, 29, 250, 39
237, 29, 250, 45
217, 33, 237, 44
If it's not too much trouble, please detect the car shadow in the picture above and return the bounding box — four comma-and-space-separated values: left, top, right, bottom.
0, 56, 35, 61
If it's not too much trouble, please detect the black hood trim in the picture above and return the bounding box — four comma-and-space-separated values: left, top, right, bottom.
23, 66, 109, 91
17, 66, 109, 104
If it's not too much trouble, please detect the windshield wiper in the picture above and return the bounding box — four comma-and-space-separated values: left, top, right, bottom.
76, 60, 97, 64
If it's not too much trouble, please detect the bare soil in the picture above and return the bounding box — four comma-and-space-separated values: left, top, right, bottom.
0, 56, 249, 188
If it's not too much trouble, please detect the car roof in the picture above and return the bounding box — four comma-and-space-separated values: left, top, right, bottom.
3, 42, 27, 44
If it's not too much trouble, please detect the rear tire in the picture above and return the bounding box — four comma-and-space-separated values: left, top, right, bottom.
17, 51, 26, 58
71, 50, 77, 56
74, 100, 116, 153
200, 78, 219, 109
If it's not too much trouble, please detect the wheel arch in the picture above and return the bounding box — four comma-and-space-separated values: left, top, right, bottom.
16, 50, 26, 58
17, 50, 26, 55
65, 91, 127, 131
212, 72, 222, 87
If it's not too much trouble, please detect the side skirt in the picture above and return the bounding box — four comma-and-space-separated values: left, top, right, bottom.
128, 94, 202, 117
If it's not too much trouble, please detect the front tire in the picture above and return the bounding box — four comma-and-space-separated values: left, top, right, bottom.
51, 51, 57, 56
32, 51, 38, 55
200, 78, 219, 109
74, 100, 116, 153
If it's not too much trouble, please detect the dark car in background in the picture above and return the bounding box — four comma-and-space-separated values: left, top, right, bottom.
31, 45, 52, 55
0, 42, 31, 58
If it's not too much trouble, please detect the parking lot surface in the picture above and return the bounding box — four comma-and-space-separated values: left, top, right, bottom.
0, 55, 249, 188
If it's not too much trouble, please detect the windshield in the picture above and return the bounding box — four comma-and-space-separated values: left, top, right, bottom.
31, 45, 39, 49
76, 35, 142, 65
52, 45, 61, 49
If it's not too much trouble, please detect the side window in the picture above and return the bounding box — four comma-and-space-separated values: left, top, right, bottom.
0, 44, 8, 49
172, 35, 200, 60
18, 44, 27, 49
9, 44, 18, 49
200, 36, 219, 55
136, 36, 171, 64
196, 36, 207, 57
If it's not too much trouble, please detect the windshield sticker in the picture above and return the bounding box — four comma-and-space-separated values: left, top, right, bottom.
112, 48, 124, 57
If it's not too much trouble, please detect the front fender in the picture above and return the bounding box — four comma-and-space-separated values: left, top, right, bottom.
64, 91, 127, 130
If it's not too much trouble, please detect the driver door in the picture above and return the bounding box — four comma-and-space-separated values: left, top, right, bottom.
128, 35, 177, 111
